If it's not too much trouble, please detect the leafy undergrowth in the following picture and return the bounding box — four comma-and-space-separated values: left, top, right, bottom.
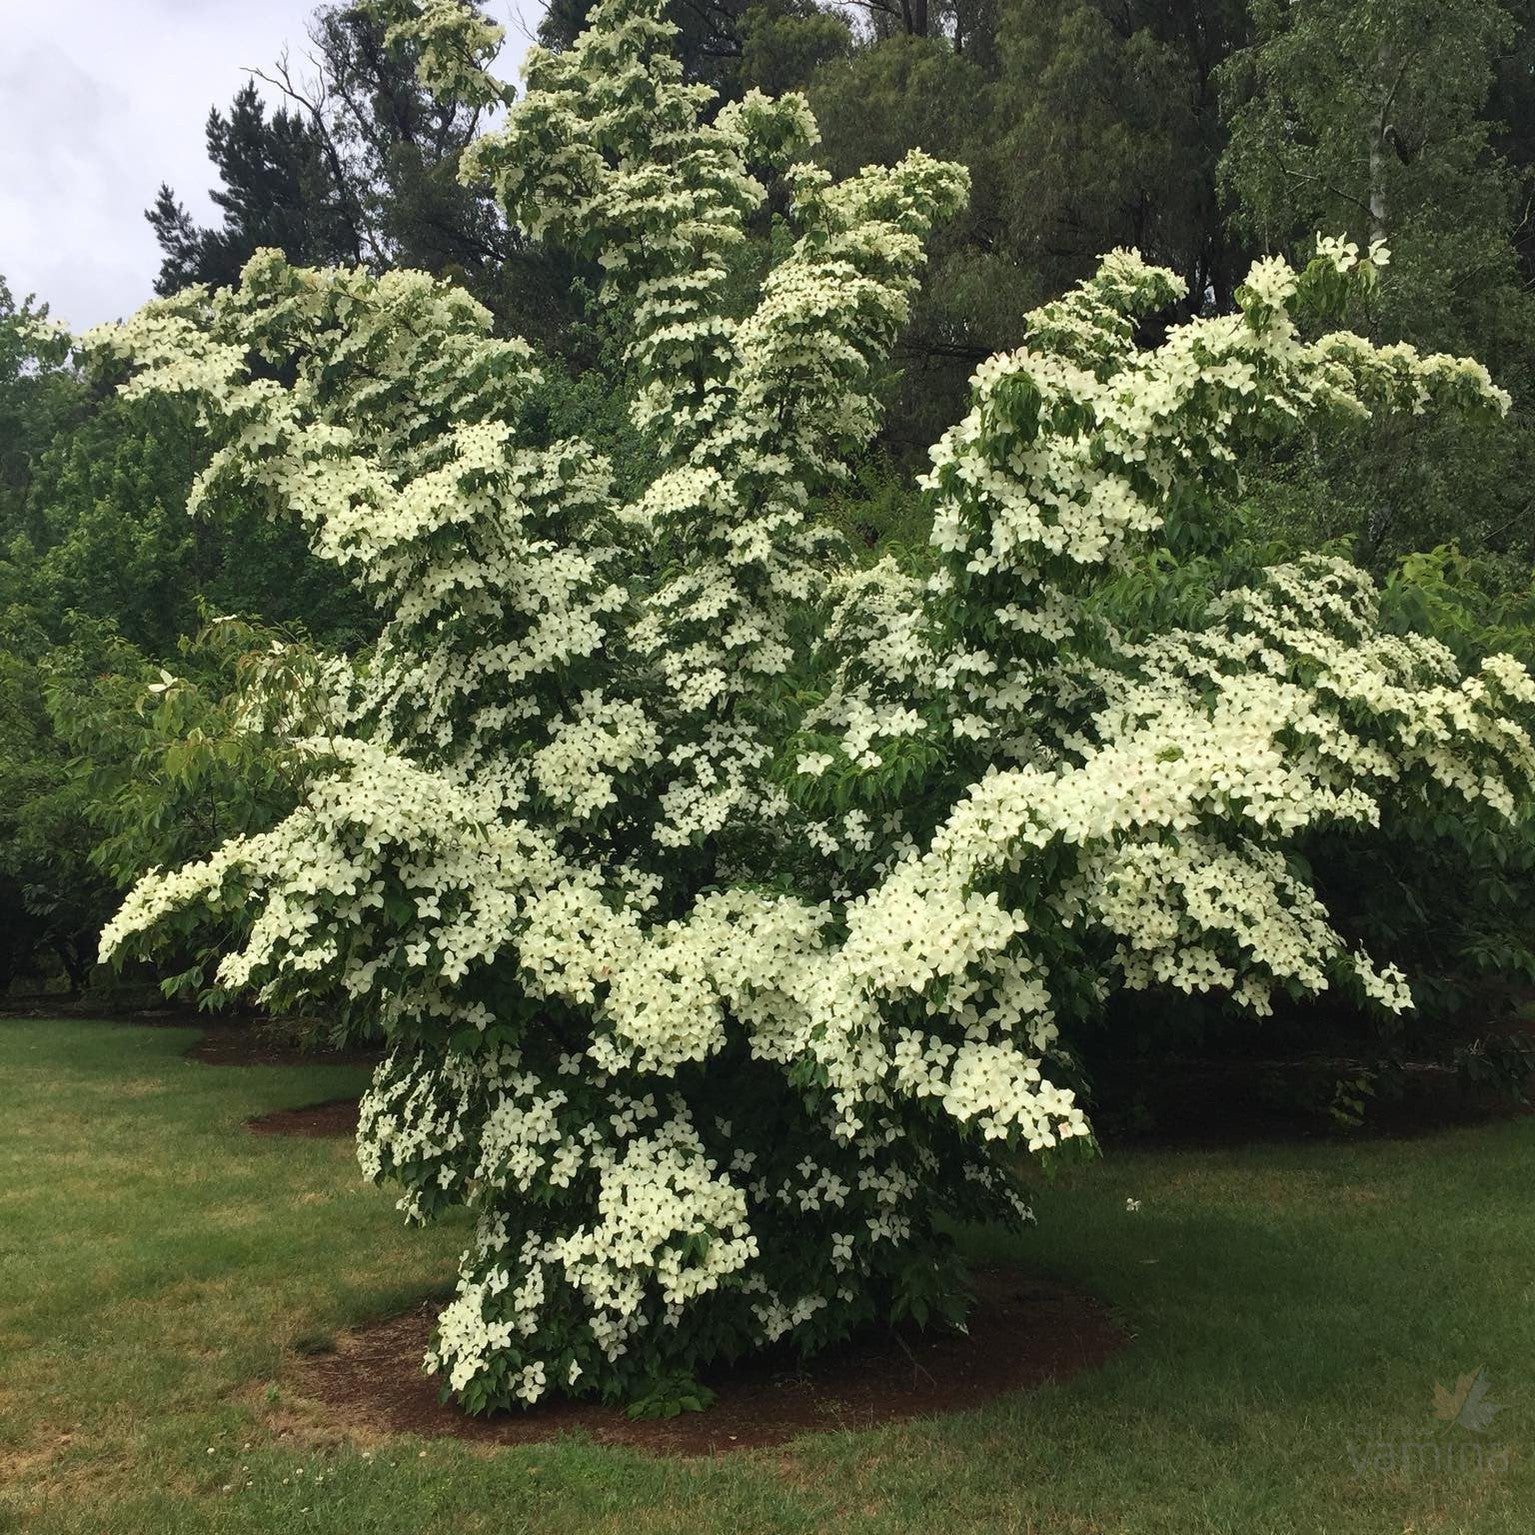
2, 1017, 1532, 1533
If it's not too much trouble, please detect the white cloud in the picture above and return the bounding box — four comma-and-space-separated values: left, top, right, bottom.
0, 0, 537, 332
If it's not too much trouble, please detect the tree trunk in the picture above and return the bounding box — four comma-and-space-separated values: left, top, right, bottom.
1370, 43, 1392, 247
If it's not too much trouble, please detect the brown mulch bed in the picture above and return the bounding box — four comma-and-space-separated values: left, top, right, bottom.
292, 1266, 1122, 1456
248, 1098, 362, 1138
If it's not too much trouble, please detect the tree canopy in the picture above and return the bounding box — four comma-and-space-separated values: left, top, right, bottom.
86, 0, 1535, 1414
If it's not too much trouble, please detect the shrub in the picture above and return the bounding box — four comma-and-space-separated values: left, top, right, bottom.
1059, 539, 1535, 1127
97, 0, 1534, 1411
1308, 546, 1535, 1027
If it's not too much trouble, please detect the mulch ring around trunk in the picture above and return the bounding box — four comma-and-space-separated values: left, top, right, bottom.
248, 1098, 362, 1138
291, 1266, 1123, 1456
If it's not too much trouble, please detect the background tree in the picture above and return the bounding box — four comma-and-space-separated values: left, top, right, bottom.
149, 3, 574, 341
15, 390, 371, 655
806, 0, 1250, 458
0, 616, 127, 994
986, 0, 1246, 310
539, 0, 848, 95
0, 270, 372, 995
1221, 0, 1535, 564
147, 83, 364, 294
0, 281, 81, 536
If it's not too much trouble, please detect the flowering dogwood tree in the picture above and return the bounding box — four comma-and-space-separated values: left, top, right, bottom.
96, 0, 1535, 1411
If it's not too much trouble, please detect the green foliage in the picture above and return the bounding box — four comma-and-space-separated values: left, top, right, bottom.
148, 82, 364, 293
151, 6, 577, 342
0, 276, 371, 995
804, 1, 1252, 458
540, 0, 842, 97
0, 621, 113, 991
1077, 539, 1535, 1123
1221, 0, 1535, 566
739, 2, 851, 94
0, 608, 325, 998
818, 450, 932, 549
50, 618, 331, 1007
48, 618, 316, 895
0, 278, 82, 533
622, 1372, 717, 1418
808, 34, 996, 454
987, 0, 1246, 306
5, 389, 370, 655
1221, 0, 1517, 285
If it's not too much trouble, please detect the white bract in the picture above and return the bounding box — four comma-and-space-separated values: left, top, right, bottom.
95, 0, 1533, 1411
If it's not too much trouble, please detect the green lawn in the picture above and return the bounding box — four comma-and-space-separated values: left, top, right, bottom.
1, 1017, 1531, 1534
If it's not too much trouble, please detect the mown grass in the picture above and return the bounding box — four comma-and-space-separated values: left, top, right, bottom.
2, 1016, 1532, 1533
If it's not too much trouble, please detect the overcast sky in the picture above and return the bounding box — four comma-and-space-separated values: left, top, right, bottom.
1, 0, 539, 333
